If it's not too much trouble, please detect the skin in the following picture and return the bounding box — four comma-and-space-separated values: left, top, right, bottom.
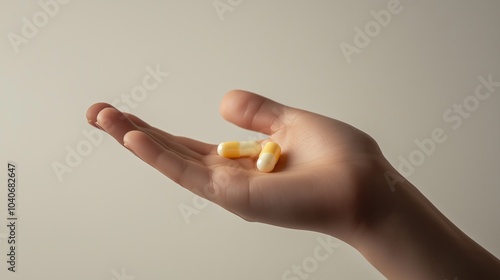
86, 90, 500, 279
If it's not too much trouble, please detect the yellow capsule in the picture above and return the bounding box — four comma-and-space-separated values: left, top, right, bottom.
257, 142, 281, 172
217, 141, 262, 158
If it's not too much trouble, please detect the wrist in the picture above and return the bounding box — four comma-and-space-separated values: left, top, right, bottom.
350, 165, 500, 279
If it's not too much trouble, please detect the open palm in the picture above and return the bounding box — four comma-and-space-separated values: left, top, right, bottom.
87, 90, 393, 243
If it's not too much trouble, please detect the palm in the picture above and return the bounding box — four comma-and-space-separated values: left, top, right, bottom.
87, 90, 388, 240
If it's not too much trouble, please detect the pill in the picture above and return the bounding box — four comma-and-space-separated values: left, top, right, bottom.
217, 141, 262, 158
256, 142, 281, 172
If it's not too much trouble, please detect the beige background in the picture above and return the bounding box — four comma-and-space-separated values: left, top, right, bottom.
1, 0, 499, 279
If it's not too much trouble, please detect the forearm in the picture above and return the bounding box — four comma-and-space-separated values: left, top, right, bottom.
351, 173, 500, 279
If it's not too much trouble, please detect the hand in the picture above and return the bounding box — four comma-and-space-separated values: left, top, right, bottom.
86, 90, 393, 242
86, 90, 500, 279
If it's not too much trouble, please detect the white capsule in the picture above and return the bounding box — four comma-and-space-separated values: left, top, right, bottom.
217, 141, 262, 158
256, 142, 281, 172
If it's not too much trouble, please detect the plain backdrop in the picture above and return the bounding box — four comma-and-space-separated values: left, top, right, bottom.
1, 1, 499, 279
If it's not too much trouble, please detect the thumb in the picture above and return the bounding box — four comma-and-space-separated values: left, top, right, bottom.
219, 90, 297, 135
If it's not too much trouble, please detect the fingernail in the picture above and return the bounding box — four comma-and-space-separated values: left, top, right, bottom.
123, 141, 138, 157
94, 121, 104, 130
88, 119, 97, 127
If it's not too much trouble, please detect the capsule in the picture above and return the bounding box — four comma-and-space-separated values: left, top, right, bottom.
256, 142, 281, 172
217, 141, 262, 158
